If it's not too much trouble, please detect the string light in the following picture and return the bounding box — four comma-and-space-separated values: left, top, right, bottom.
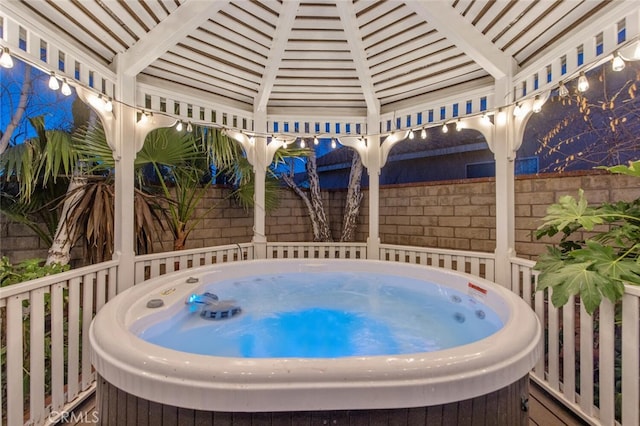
408, 129, 415, 139
313, 136, 319, 145
249, 135, 255, 144
104, 97, 113, 112
300, 138, 306, 148
532, 95, 543, 113
60, 79, 72, 96
420, 128, 427, 138
612, 52, 625, 71
139, 111, 149, 124
577, 72, 589, 92
513, 103, 522, 117
48, 72, 60, 90
0, 47, 14, 68
455, 119, 463, 131
175, 121, 183, 131
331, 138, 337, 149
558, 81, 569, 97
481, 113, 491, 125
441, 123, 448, 133
186, 121, 193, 132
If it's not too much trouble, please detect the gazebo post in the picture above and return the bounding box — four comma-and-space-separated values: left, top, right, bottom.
366, 113, 382, 260
112, 70, 138, 292
252, 110, 268, 259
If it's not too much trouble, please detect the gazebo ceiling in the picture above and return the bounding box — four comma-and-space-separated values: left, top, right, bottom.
6, 0, 624, 118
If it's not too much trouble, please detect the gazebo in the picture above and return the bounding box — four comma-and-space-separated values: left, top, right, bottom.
1, 1, 639, 425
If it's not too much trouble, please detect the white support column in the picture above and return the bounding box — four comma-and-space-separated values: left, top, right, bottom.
112, 66, 137, 292
366, 114, 381, 259
253, 109, 268, 259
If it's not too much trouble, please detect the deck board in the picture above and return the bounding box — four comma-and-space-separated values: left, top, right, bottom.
59, 377, 588, 425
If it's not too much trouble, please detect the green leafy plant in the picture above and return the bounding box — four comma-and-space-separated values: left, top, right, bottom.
534, 160, 640, 314
0, 256, 69, 287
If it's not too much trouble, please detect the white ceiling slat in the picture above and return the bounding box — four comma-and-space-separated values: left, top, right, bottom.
58, 0, 138, 47
491, 1, 559, 50
375, 60, 481, 93
199, 21, 270, 57
222, 3, 278, 37
255, 0, 300, 111
45, 0, 131, 54
209, 14, 272, 47
275, 78, 361, 87
296, 4, 339, 18
281, 50, 353, 61
280, 60, 355, 70
369, 36, 453, 70
177, 36, 265, 75
157, 55, 260, 94
361, 14, 427, 47
286, 40, 350, 51
121, 1, 163, 31
269, 92, 363, 101
143, 68, 255, 105
188, 29, 268, 65
276, 68, 360, 79
358, 1, 404, 29
372, 48, 465, 85
168, 45, 261, 84
293, 19, 343, 30
365, 23, 435, 58
482, 1, 533, 42
273, 85, 363, 94
472, 1, 512, 34
120, 0, 229, 75
268, 99, 366, 108
76, 2, 145, 46
405, 1, 513, 80
361, 9, 413, 39
289, 29, 347, 41
378, 68, 489, 103
511, 2, 600, 63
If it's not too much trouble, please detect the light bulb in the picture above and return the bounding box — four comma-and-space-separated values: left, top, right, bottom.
442, 123, 448, 133
513, 103, 522, 117
577, 72, 589, 92
104, 97, 113, 112
139, 112, 148, 124
283, 142, 288, 148
331, 138, 337, 149
313, 136, 319, 145
420, 128, 427, 138
186, 122, 193, 132
558, 81, 569, 97
60, 79, 72, 96
481, 113, 491, 125
408, 129, 414, 139
612, 52, 625, 72
496, 109, 507, 126
176, 121, 183, 131
0, 47, 14, 68
532, 95, 542, 113
455, 120, 463, 131
300, 139, 306, 148
249, 135, 255, 144
48, 73, 60, 90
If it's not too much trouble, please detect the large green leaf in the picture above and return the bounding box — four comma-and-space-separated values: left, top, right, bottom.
539, 189, 603, 232
539, 261, 610, 314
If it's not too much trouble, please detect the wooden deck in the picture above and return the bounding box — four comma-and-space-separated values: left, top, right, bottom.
60, 378, 588, 425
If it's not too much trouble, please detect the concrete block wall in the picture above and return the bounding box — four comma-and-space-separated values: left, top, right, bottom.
1, 171, 638, 265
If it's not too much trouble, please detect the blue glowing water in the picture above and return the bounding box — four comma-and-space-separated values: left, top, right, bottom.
139, 271, 503, 358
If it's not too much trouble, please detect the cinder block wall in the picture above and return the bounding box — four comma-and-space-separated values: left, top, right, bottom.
2, 171, 638, 265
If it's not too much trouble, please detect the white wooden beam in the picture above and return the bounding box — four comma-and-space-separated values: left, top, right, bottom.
119, 0, 230, 76
335, 1, 380, 115
256, 0, 301, 112
404, 0, 513, 80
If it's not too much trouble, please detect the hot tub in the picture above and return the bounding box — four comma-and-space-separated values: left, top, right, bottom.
90, 259, 541, 425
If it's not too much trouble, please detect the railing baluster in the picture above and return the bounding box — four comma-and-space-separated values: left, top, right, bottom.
82, 273, 95, 389
562, 299, 576, 405
622, 292, 640, 426
50, 282, 66, 413
67, 277, 81, 400
29, 287, 47, 424
547, 296, 560, 391
598, 300, 616, 425
6, 294, 24, 426
579, 302, 594, 416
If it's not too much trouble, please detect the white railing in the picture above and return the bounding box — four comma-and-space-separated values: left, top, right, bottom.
0, 260, 118, 426
133, 243, 254, 285
2, 245, 638, 426
266, 241, 367, 260
380, 244, 495, 281
510, 257, 640, 426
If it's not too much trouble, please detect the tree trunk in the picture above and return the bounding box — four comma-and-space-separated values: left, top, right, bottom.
282, 149, 332, 242
0, 66, 33, 154
45, 174, 87, 265
340, 152, 364, 242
